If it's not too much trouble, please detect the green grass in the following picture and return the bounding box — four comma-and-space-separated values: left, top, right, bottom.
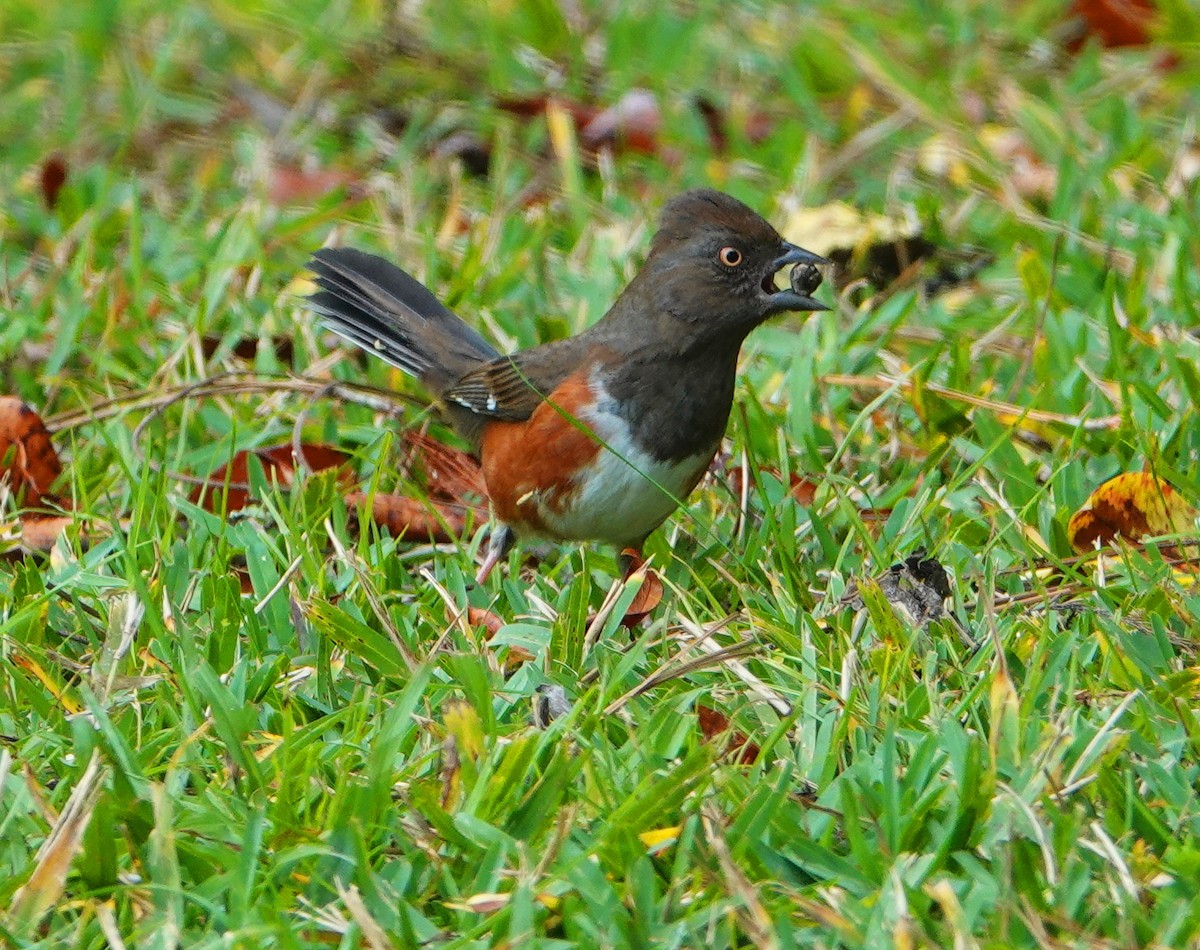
3, 0, 1200, 946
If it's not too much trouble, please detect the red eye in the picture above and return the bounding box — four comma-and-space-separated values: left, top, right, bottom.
718, 246, 743, 267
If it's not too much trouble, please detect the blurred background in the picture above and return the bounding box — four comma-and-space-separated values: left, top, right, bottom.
3, 4, 1200, 944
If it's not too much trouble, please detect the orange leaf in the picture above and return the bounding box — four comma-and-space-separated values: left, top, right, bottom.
346, 430, 491, 544
1067, 472, 1196, 552
466, 606, 505, 638
20, 513, 74, 554
459, 605, 533, 670
0, 397, 62, 507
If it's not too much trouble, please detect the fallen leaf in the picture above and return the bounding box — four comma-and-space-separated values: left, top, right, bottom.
1067, 0, 1156, 49
693, 96, 773, 154
350, 492, 467, 543
783, 201, 919, 260
495, 93, 578, 120
1067, 472, 1197, 552
581, 88, 661, 156
39, 153, 68, 210
620, 566, 664, 628
783, 200, 991, 295
696, 704, 761, 765
466, 606, 504, 638
0, 397, 62, 507
267, 164, 361, 204
193, 443, 352, 513
403, 431, 488, 509
782, 202, 932, 291
200, 335, 295, 365
20, 513, 74, 554
500, 645, 536, 670
348, 430, 492, 543
497, 89, 663, 160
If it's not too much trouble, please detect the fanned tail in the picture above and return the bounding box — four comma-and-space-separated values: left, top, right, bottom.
307, 247, 499, 395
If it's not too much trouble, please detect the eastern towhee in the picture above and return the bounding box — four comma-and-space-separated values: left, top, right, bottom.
308, 189, 829, 581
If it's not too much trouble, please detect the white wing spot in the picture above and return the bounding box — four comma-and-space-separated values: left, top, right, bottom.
373, 339, 385, 351
486, 395, 497, 412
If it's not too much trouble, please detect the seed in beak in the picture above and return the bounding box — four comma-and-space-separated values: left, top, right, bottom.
790, 261, 823, 297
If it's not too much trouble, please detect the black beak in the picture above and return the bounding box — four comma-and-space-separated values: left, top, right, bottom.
772, 242, 829, 271
764, 242, 831, 314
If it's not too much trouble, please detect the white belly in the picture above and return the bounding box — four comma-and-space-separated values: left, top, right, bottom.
534, 399, 713, 545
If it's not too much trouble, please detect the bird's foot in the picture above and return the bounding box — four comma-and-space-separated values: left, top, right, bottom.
476, 524, 515, 584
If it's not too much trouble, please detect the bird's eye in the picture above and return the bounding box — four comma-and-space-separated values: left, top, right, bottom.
718, 246, 743, 267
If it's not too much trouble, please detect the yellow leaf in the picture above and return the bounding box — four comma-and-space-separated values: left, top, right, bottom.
988, 668, 1020, 769
11, 653, 81, 715
638, 826, 681, 852
443, 701, 485, 761
1068, 473, 1198, 553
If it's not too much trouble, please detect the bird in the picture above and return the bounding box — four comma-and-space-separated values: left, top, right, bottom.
307, 188, 829, 581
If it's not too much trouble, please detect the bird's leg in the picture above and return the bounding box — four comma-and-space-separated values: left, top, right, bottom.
617, 546, 645, 581
476, 523, 515, 584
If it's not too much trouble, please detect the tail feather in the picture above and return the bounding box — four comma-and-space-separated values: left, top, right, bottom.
308, 247, 499, 394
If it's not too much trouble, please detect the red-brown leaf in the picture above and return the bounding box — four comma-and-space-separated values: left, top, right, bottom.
620, 566, 663, 628
193, 443, 352, 513
40, 153, 68, 210
497, 90, 662, 158
349, 491, 467, 543
693, 97, 773, 153
200, 335, 295, 364
580, 89, 661, 156
403, 431, 488, 509
466, 606, 505, 638
697, 704, 761, 765
1068, 0, 1156, 48
0, 397, 62, 507
267, 164, 361, 204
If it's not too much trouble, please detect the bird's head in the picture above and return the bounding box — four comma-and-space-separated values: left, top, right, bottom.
639, 189, 829, 336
